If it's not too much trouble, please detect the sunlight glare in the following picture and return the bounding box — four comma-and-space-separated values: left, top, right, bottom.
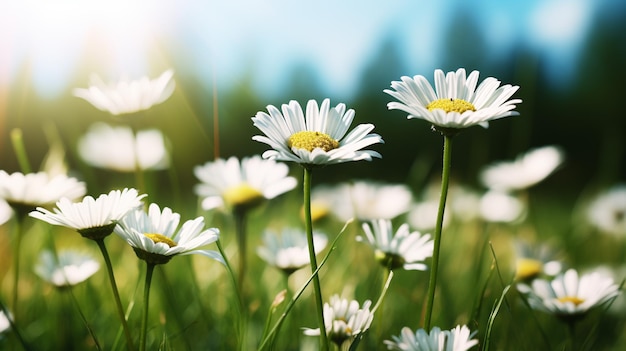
1, 0, 173, 98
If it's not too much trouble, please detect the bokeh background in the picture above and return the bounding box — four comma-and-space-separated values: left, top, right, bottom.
2, 1, 626, 349
1, 0, 625, 199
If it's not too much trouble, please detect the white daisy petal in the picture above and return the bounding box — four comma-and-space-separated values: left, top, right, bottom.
517, 268, 620, 316
194, 155, 297, 212
358, 219, 433, 271
73, 70, 175, 115
115, 203, 223, 265
252, 99, 383, 167
386, 69, 521, 130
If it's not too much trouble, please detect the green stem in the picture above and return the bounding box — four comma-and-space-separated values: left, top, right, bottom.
234, 210, 250, 349
139, 263, 155, 351
10, 128, 32, 174
95, 238, 136, 350
423, 134, 453, 330
303, 167, 329, 351
234, 211, 248, 298
11, 216, 23, 317
132, 130, 146, 194
376, 267, 390, 339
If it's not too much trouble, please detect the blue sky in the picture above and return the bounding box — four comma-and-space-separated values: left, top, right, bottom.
0, 0, 620, 99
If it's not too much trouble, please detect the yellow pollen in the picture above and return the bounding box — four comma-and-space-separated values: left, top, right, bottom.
288, 131, 339, 152
145, 233, 177, 248
515, 258, 543, 280
427, 98, 476, 113
222, 183, 264, 207
558, 296, 585, 306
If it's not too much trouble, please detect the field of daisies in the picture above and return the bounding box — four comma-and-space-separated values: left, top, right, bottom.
0, 67, 625, 351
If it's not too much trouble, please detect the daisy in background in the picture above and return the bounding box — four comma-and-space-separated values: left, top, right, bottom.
194, 155, 297, 213
408, 183, 481, 230
194, 155, 297, 293
331, 181, 413, 223
30, 187, 146, 350
358, 219, 433, 271
517, 268, 620, 320
408, 199, 452, 231
385, 325, 478, 351
0, 199, 12, 226
307, 184, 341, 222
480, 145, 564, 192
34, 249, 100, 287
73, 69, 175, 116
479, 190, 526, 224
0, 170, 86, 325
78, 122, 170, 172
257, 228, 328, 276
252, 98, 383, 167
0, 170, 86, 219
586, 184, 626, 236
0, 310, 10, 335
303, 295, 374, 349
512, 239, 562, 282
385, 68, 521, 133
114, 203, 222, 351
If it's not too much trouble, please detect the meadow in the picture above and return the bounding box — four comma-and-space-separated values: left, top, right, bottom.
0, 65, 625, 351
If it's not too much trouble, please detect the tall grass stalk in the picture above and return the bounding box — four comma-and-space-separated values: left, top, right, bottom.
216, 239, 245, 350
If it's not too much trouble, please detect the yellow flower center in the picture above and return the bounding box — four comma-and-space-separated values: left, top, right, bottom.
515, 258, 543, 280
558, 296, 585, 306
222, 183, 264, 207
288, 131, 339, 152
427, 98, 476, 113
145, 233, 177, 248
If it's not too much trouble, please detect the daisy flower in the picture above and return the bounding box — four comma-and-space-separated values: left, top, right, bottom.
586, 184, 626, 236
358, 219, 433, 271
0, 310, 10, 334
252, 98, 383, 167
384, 325, 478, 351
78, 122, 170, 172
34, 249, 100, 287
0, 171, 86, 217
512, 239, 562, 282
194, 155, 297, 212
303, 295, 374, 348
480, 145, 564, 192
479, 190, 526, 223
257, 228, 328, 275
73, 69, 175, 115
306, 184, 340, 222
0, 199, 11, 226
331, 181, 413, 222
407, 199, 452, 231
385, 68, 521, 133
114, 203, 223, 265
517, 268, 620, 319
29, 188, 146, 240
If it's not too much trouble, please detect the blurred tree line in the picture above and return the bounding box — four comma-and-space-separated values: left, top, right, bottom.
1, 3, 624, 204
